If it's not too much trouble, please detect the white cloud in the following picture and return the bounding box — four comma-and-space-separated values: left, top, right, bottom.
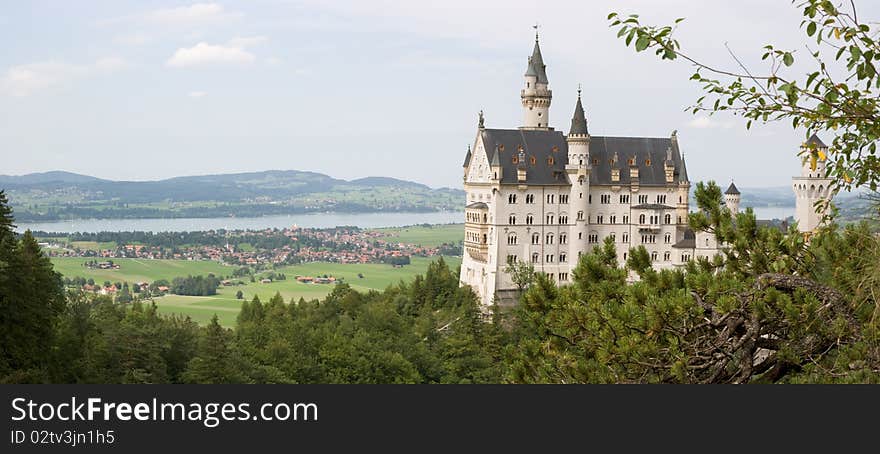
229, 35, 268, 48
146, 3, 242, 26
94, 57, 129, 73
113, 32, 152, 46
188, 91, 207, 98
0, 58, 128, 97
166, 42, 256, 67
686, 116, 735, 129
265, 57, 283, 67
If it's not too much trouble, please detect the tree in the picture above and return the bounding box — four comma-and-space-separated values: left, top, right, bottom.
503, 260, 536, 293
182, 315, 242, 384
236, 290, 244, 299
608, 1, 880, 193
507, 182, 879, 384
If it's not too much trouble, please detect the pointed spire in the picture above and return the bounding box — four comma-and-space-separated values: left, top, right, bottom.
725, 181, 741, 195
490, 147, 501, 167
463, 144, 472, 167
524, 31, 548, 84
569, 87, 588, 136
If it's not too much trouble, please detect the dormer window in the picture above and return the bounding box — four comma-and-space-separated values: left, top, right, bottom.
530, 156, 537, 165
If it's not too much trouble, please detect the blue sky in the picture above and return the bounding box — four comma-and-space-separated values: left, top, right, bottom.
2, 1, 877, 189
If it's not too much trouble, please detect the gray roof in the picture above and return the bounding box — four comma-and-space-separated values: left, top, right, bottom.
466, 202, 488, 209
589, 136, 688, 186
475, 129, 689, 187
525, 40, 549, 84
725, 182, 740, 195
569, 95, 588, 135
633, 203, 675, 210
672, 228, 696, 249
463, 148, 472, 167
480, 129, 570, 185
805, 134, 827, 148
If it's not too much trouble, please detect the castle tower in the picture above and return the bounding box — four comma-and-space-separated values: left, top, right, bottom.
566, 88, 591, 262
793, 134, 834, 232
521, 31, 552, 130
724, 182, 741, 213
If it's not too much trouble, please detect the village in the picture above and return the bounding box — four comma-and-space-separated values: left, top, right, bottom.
41, 225, 459, 268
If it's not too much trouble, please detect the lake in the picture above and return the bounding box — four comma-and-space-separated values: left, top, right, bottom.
15, 206, 795, 234
17, 211, 464, 234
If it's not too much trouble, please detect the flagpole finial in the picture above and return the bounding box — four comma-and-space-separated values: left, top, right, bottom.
533, 23, 539, 41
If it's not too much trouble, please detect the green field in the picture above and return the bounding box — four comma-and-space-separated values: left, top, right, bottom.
52, 256, 462, 326
375, 224, 463, 247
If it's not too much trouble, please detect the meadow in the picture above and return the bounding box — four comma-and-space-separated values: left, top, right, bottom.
52, 255, 462, 326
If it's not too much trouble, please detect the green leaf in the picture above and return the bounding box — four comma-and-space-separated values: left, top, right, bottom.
783, 52, 794, 66
807, 22, 817, 37
635, 35, 650, 52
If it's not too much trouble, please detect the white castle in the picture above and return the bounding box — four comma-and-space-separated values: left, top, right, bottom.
458, 34, 833, 308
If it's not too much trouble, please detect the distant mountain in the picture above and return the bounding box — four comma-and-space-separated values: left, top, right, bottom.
0, 171, 106, 185
349, 176, 431, 190
1, 170, 464, 222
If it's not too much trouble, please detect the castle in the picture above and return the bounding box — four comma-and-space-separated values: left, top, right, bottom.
459, 33, 832, 307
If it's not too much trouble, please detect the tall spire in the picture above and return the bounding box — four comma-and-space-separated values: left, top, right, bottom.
525, 37, 549, 85
569, 86, 588, 136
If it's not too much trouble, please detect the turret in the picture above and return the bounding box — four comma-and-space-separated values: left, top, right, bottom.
793, 134, 834, 232
566, 87, 590, 168
724, 182, 741, 214
521, 31, 552, 130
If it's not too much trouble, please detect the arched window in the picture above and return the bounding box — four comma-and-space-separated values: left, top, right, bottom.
526, 214, 534, 225
507, 234, 517, 245
639, 214, 646, 224
509, 215, 516, 225
664, 214, 671, 224
663, 251, 671, 261
546, 234, 554, 245
665, 233, 671, 244
508, 194, 517, 204
531, 252, 539, 263
531, 233, 540, 244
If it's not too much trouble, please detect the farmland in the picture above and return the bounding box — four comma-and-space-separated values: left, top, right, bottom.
52, 255, 462, 326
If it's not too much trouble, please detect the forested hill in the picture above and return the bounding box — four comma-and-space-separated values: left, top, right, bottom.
0, 170, 464, 221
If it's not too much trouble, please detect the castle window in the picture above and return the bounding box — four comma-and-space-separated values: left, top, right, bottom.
547, 194, 555, 204
639, 214, 646, 224
559, 233, 567, 244
619, 194, 630, 204
546, 214, 554, 224
508, 194, 517, 204
559, 272, 568, 281
596, 215, 604, 224
622, 233, 629, 243
559, 215, 568, 224
577, 211, 584, 220
509, 215, 516, 225
623, 252, 627, 260
600, 194, 611, 204
645, 159, 651, 166
559, 195, 569, 204
531, 252, 539, 263
578, 232, 583, 240
588, 194, 592, 204
526, 194, 535, 204
559, 253, 567, 263
665, 233, 672, 244
610, 215, 617, 224
592, 158, 599, 166
610, 232, 616, 242
588, 233, 599, 244
664, 251, 671, 261
547, 157, 554, 166
651, 251, 658, 261
507, 255, 517, 265
546, 254, 554, 263
532, 233, 540, 245
552, 146, 559, 153
628, 158, 635, 166
526, 214, 534, 225
546, 234, 554, 245
507, 234, 518, 245
512, 156, 518, 164
530, 156, 537, 165
623, 215, 629, 224
664, 214, 672, 224
638, 195, 648, 204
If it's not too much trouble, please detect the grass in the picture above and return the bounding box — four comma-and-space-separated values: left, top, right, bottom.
52, 255, 462, 327
69, 241, 117, 251
374, 224, 463, 247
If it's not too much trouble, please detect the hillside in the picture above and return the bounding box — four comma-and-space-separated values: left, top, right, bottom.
1, 170, 464, 221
